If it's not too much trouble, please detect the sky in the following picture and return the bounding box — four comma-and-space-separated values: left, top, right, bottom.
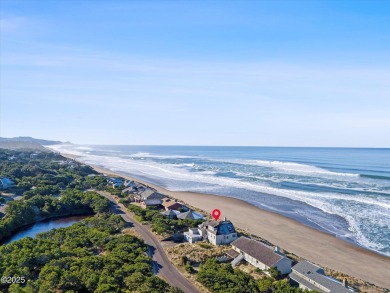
0, 1, 389, 147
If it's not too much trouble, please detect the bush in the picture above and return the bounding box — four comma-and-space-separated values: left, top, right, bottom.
185, 264, 194, 274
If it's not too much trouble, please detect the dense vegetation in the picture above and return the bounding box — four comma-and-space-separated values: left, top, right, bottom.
0, 189, 109, 242
0, 150, 111, 242
126, 204, 203, 235
0, 215, 178, 293
197, 259, 317, 293
0, 151, 105, 195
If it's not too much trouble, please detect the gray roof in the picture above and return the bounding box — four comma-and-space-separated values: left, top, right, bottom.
231, 237, 283, 267
200, 220, 219, 228
290, 261, 351, 293
225, 249, 240, 259
200, 220, 236, 235
140, 189, 164, 200
177, 210, 203, 220
161, 210, 180, 217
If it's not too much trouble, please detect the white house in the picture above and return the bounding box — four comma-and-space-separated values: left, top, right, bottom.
0, 177, 15, 190
184, 228, 203, 243
289, 261, 352, 293
184, 218, 238, 246
231, 237, 292, 275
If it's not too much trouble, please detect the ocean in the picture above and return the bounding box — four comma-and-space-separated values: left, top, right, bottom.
49, 145, 390, 257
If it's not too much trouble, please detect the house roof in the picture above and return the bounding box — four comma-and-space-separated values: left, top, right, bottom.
122, 187, 135, 193
162, 201, 182, 209
162, 210, 180, 217
143, 198, 163, 206
231, 237, 284, 267
140, 189, 164, 200
225, 249, 240, 259
290, 261, 351, 293
177, 210, 204, 220
200, 220, 219, 228
200, 220, 236, 235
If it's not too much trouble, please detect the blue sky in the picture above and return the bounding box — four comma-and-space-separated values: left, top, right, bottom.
1, 1, 389, 147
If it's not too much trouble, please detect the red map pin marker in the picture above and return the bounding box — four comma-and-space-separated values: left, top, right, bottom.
212, 209, 221, 221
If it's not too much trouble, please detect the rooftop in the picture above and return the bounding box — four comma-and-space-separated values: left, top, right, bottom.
290, 261, 351, 293
200, 219, 236, 235
231, 237, 284, 267
161, 210, 180, 217
177, 210, 204, 220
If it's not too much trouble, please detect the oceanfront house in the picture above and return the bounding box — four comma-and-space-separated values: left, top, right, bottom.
107, 177, 123, 187
184, 228, 203, 243
122, 186, 137, 195
0, 177, 15, 190
124, 180, 137, 188
230, 236, 292, 275
135, 183, 146, 194
136, 189, 165, 208
122, 183, 148, 195
177, 210, 204, 220
184, 218, 237, 245
289, 261, 352, 293
161, 209, 180, 219
162, 198, 184, 211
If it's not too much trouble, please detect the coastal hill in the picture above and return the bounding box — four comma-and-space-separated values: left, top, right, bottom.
0, 136, 68, 151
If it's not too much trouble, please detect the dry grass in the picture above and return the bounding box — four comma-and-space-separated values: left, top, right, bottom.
235, 262, 268, 280
165, 242, 233, 293
121, 227, 142, 238
166, 242, 230, 265
324, 268, 388, 293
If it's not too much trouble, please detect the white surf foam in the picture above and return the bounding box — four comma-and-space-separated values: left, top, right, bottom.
239, 160, 360, 178
52, 146, 390, 256
128, 152, 197, 159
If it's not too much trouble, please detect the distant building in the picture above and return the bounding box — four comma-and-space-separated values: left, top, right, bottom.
230, 237, 292, 275
161, 209, 180, 219
137, 189, 165, 207
0, 177, 15, 190
134, 183, 146, 194
30, 153, 39, 159
162, 198, 184, 211
184, 218, 237, 245
124, 180, 137, 188
177, 210, 204, 220
122, 186, 137, 195
107, 177, 123, 188
289, 261, 351, 293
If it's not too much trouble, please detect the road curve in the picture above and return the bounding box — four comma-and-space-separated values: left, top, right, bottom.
98, 191, 200, 293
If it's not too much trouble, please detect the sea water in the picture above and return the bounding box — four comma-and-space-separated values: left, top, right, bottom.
49, 145, 390, 256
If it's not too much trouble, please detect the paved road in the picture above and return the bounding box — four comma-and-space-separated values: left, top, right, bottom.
98, 191, 200, 293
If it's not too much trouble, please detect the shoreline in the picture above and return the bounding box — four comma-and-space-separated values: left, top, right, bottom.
64, 153, 390, 288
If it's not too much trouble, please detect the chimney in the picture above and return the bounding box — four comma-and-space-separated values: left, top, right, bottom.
224, 217, 227, 221
343, 279, 348, 288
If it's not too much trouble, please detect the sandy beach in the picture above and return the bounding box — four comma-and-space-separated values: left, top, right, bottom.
65, 154, 390, 288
